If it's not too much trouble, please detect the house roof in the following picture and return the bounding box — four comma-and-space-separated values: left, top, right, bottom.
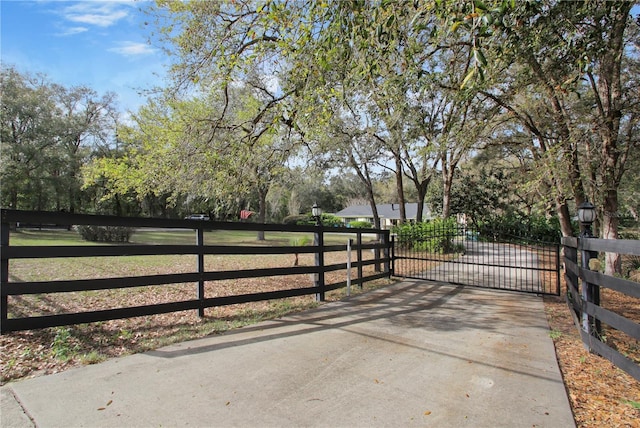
335, 203, 431, 220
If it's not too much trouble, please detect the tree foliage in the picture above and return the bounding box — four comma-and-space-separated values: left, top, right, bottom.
1, 66, 117, 212
3, 1, 638, 269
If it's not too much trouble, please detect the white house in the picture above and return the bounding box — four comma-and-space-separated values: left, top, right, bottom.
334, 203, 432, 229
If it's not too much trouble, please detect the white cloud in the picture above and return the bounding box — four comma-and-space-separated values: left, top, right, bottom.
61, 2, 129, 28
108, 41, 156, 57
57, 26, 89, 36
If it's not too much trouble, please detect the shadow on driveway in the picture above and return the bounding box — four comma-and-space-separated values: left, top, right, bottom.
2, 280, 575, 427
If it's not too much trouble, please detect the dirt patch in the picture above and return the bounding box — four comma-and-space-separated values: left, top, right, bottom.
544, 287, 640, 427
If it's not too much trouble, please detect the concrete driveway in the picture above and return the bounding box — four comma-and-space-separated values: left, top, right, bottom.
1, 280, 575, 427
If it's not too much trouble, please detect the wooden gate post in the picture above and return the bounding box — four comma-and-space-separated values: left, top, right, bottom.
356, 232, 363, 289
1, 217, 9, 331
196, 227, 205, 317
580, 237, 601, 340
383, 231, 391, 277
314, 226, 325, 302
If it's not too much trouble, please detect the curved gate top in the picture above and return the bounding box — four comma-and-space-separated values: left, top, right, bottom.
392, 224, 560, 295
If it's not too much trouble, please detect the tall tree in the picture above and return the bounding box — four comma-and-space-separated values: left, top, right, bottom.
1, 66, 116, 212
1, 67, 59, 210
472, 1, 637, 273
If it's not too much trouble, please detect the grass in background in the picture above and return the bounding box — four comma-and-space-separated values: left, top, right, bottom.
9, 228, 371, 247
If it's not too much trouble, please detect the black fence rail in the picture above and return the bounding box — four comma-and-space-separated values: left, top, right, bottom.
562, 236, 640, 381
1, 209, 391, 333
394, 223, 560, 295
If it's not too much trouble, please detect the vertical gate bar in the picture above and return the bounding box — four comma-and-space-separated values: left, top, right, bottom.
196, 227, 205, 318
412, 229, 416, 278
465, 226, 469, 286
1, 218, 9, 332
521, 243, 524, 291
498, 237, 502, 290
522, 241, 525, 291
517, 243, 521, 291
383, 231, 390, 277
555, 244, 561, 295
419, 228, 422, 279
390, 233, 395, 277
530, 245, 534, 292
500, 239, 504, 290
529, 245, 533, 292
457, 223, 460, 285
514, 242, 517, 291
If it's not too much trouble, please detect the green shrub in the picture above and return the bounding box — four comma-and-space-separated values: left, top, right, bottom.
476, 213, 561, 243
392, 218, 464, 254
622, 255, 640, 282
348, 220, 372, 229
290, 213, 344, 227
289, 236, 312, 247
77, 225, 133, 243
283, 215, 308, 225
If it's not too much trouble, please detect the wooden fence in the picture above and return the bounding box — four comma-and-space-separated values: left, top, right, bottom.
562, 236, 640, 381
1, 209, 391, 333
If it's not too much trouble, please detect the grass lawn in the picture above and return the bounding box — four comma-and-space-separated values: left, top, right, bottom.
6, 228, 376, 284
9, 228, 368, 246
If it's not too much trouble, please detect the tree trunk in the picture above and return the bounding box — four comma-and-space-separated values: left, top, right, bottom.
393, 152, 406, 223
442, 164, 454, 219
591, 2, 630, 275
555, 198, 574, 238
415, 177, 429, 223
257, 186, 268, 241
602, 191, 621, 274
349, 153, 380, 228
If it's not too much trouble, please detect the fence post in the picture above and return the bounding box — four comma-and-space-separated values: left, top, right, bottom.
580, 236, 601, 340
1, 217, 9, 331
314, 226, 325, 302
390, 234, 395, 276
196, 227, 205, 317
347, 239, 352, 296
357, 231, 363, 289
383, 231, 390, 277
375, 231, 382, 272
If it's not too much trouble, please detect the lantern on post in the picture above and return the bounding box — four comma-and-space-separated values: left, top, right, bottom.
312, 202, 322, 226
577, 201, 596, 237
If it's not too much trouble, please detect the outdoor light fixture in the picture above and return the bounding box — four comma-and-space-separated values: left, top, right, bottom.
577, 201, 596, 237
312, 202, 322, 226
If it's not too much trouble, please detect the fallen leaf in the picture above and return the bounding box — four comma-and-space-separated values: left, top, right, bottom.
424, 410, 432, 415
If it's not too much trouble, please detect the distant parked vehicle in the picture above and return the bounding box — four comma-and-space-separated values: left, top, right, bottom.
185, 214, 210, 221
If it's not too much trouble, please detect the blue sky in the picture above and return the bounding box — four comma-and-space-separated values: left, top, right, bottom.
1, 0, 165, 113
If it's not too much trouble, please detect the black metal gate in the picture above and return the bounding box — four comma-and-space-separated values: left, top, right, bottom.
392, 224, 560, 295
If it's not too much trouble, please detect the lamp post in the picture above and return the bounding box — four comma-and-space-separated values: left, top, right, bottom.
311, 203, 324, 301
577, 201, 596, 237
312, 202, 322, 226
